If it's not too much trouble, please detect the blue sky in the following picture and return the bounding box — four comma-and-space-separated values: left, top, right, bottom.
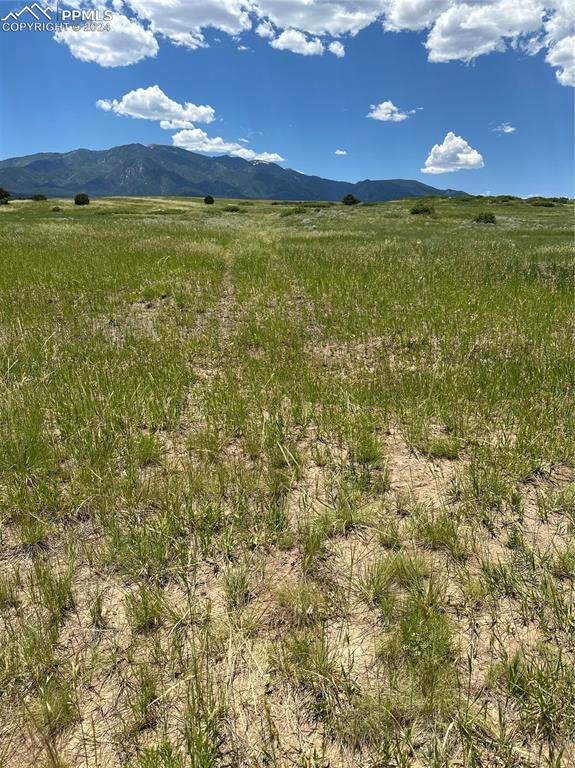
0, 0, 573, 196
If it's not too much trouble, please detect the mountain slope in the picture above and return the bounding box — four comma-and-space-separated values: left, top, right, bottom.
0, 144, 468, 201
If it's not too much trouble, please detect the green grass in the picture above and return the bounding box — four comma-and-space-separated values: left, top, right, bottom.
0, 194, 573, 767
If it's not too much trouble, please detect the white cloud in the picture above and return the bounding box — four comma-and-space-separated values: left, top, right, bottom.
96, 85, 215, 124
329, 40, 346, 57
97, 84, 282, 162
51, 0, 574, 86
256, 0, 385, 36
255, 20, 276, 38
126, 0, 250, 48
425, 0, 544, 63
335, 148, 348, 155
367, 100, 414, 121
172, 128, 284, 162
421, 132, 484, 173
270, 29, 324, 55
492, 121, 516, 133
54, 13, 158, 67
546, 35, 575, 85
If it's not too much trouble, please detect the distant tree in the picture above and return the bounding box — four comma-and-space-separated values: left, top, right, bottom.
410, 201, 435, 215
31, 194, 47, 201
342, 194, 360, 206
74, 193, 90, 206
473, 211, 496, 224
204, 195, 214, 205
0, 187, 10, 205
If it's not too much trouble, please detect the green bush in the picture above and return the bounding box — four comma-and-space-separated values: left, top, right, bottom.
51, 206, 61, 212
342, 194, 360, 206
224, 205, 240, 212
410, 202, 435, 216
31, 194, 47, 201
74, 193, 89, 206
280, 206, 306, 217
204, 195, 214, 205
473, 211, 496, 224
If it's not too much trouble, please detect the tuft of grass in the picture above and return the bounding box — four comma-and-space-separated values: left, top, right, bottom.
126, 583, 166, 634
275, 579, 329, 628
411, 507, 470, 560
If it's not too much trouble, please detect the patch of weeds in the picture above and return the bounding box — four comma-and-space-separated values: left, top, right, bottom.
493, 649, 575, 745
271, 630, 355, 719
411, 507, 470, 560
29, 560, 74, 625
299, 519, 327, 574
380, 581, 456, 711
183, 649, 226, 766
356, 551, 429, 614
275, 579, 329, 628
29, 676, 79, 738
126, 665, 159, 733
0, 570, 21, 608
223, 563, 251, 611
134, 432, 163, 467
417, 435, 460, 460
126, 583, 165, 634
551, 546, 575, 580
129, 743, 184, 768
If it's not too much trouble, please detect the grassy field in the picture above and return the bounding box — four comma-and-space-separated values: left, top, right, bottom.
0, 194, 573, 767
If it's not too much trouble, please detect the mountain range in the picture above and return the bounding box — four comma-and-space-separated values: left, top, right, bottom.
0, 144, 468, 201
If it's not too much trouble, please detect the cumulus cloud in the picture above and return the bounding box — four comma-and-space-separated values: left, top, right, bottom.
97, 85, 283, 163
96, 85, 215, 124
52, 0, 574, 86
367, 100, 414, 121
421, 132, 484, 173
329, 40, 346, 56
126, 0, 250, 48
492, 121, 516, 133
425, 0, 544, 63
54, 13, 158, 67
335, 148, 348, 154
270, 29, 324, 55
172, 128, 284, 162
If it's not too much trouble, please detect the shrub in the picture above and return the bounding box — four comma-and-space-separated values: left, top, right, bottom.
473, 211, 496, 224
280, 205, 306, 217
51, 206, 61, 212
204, 195, 214, 205
74, 193, 89, 206
342, 194, 360, 206
410, 202, 435, 215
31, 194, 47, 201
224, 205, 240, 212
0, 187, 10, 201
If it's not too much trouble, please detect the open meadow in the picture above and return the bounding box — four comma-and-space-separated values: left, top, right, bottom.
0, 195, 574, 767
